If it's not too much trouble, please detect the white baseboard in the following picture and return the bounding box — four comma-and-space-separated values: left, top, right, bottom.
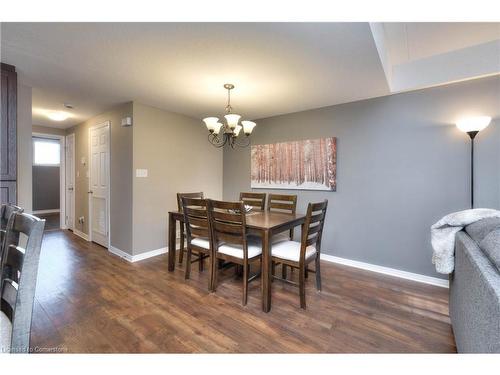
320, 254, 449, 288
33, 209, 60, 214
72, 229, 89, 241
109, 246, 168, 263
109, 246, 134, 262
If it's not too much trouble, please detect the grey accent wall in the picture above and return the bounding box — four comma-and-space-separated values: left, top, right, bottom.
32, 166, 60, 210
67, 102, 134, 254
132, 102, 223, 255
223, 76, 500, 279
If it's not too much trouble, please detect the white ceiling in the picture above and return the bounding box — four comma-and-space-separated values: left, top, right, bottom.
382, 22, 500, 65
1, 22, 498, 129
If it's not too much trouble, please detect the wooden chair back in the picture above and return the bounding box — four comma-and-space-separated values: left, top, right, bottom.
267, 194, 297, 214
0, 204, 23, 263
207, 199, 248, 258
181, 197, 210, 245
300, 200, 328, 260
1, 212, 45, 353
267, 194, 297, 240
177, 192, 204, 212
239, 192, 266, 211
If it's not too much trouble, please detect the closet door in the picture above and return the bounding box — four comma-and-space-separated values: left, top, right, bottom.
0, 63, 17, 204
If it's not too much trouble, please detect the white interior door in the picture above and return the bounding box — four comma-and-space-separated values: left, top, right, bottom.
89, 123, 110, 248
65, 133, 75, 230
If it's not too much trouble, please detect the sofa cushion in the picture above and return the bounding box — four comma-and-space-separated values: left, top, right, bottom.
479, 228, 500, 272
465, 217, 500, 244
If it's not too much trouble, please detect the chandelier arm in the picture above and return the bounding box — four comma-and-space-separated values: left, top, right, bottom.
208, 133, 229, 148
232, 135, 250, 148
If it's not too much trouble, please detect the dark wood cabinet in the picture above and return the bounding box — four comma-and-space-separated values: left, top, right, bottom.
0, 63, 17, 204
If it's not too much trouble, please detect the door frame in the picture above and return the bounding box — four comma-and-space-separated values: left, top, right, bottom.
32, 132, 66, 229
88, 121, 111, 248
65, 133, 76, 231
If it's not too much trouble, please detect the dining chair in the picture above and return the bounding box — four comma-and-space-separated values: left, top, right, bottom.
239, 192, 266, 211
267, 194, 298, 241
271, 200, 328, 309
1, 212, 45, 353
207, 199, 262, 306
267, 194, 298, 279
0, 204, 24, 265
181, 197, 214, 291
176, 192, 204, 265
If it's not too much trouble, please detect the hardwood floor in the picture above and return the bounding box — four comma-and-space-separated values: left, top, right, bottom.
30, 230, 456, 353
37, 212, 60, 231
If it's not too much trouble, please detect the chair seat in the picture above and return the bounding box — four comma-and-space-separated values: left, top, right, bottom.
272, 232, 291, 244
271, 240, 316, 262
0, 311, 12, 354
218, 241, 262, 259
190, 237, 210, 249
248, 233, 290, 244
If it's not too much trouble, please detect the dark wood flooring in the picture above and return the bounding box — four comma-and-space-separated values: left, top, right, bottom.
30, 230, 456, 353
37, 212, 60, 231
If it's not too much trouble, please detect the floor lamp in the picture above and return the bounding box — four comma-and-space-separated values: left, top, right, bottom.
456, 116, 491, 208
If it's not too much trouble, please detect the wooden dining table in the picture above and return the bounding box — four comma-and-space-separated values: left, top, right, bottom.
167, 210, 306, 312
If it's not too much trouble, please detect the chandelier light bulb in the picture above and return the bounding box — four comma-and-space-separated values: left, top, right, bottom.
242, 121, 256, 136
213, 122, 223, 135
203, 117, 219, 132
233, 125, 242, 137
224, 114, 241, 130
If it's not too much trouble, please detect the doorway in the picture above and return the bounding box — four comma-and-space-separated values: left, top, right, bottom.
32, 133, 65, 231
65, 133, 75, 231
88, 121, 110, 248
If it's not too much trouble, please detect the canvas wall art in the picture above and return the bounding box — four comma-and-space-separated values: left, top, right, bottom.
251, 137, 337, 191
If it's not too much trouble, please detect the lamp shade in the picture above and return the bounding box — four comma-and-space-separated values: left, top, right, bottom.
233, 125, 242, 137
213, 122, 223, 134
203, 117, 219, 132
224, 114, 241, 129
241, 120, 256, 135
456, 116, 491, 133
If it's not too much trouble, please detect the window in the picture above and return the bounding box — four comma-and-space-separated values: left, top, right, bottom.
33, 137, 61, 166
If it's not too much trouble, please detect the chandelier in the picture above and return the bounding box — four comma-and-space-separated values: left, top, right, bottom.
203, 84, 256, 148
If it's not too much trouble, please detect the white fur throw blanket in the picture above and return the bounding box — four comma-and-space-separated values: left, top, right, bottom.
431, 208, 500, 274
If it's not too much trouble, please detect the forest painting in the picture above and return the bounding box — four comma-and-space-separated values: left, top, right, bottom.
251, 137, 337, 191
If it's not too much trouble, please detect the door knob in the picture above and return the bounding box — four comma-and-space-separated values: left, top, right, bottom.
88, 190, 93, 194
68, 187, 74, 191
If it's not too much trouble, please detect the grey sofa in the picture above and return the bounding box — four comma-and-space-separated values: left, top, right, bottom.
449, 217, 500, 353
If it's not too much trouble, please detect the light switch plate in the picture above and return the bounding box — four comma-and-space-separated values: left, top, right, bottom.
136, 169, 148, 178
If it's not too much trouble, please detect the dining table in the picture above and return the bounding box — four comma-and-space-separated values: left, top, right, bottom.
167, 209, 306, 312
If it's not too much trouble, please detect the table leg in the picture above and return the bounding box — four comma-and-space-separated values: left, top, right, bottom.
261, 229, 271, 312
168, 213, 176, 272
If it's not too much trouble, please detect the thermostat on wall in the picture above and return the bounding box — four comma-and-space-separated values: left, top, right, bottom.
121, 116, 133, 127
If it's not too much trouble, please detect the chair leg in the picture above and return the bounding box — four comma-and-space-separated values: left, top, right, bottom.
271, 261, 276, 282
281, 264, 287, 280
243, 261, 249, 306
315, 255, 322, 291
212, 257, 219, 291
185, 247, 192, 280
199, 253, 204, 272
208, 255, 214, 292
299, 265, 306, 309
305, 267, 309, 279
178, 226, 185, 264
